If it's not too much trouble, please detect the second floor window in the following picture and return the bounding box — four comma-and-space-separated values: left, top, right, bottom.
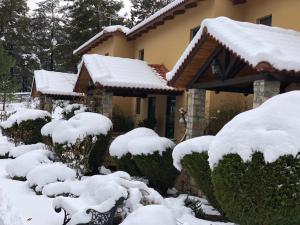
138, 49, 144, 61
257, 15, 272, 26
190, 26, 200, 41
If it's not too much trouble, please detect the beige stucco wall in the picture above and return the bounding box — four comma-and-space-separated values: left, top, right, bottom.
82, 0, 299, 140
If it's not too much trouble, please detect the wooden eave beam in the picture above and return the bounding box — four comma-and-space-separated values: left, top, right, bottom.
191, 73, 272, 89
187, 45, 223, 88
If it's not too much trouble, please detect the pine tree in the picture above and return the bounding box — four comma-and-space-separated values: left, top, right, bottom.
31, 0, 66, 71
0, 43, 18, 111
62, 0, 126, 71
130, 0, 172, 25
0, 0, 40, 91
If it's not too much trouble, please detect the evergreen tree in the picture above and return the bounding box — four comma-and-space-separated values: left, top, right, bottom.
0, 43, 18, 111
130, 0, 172, 25
62, 0, 126, 71
31, 0, 66, 71
0, 0, 39, 91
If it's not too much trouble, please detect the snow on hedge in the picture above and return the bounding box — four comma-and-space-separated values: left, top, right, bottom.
0, 138, 14, 157
209, 91, 300, 168
63, 104, 87, 115
110, 128, 174, 157
42, 112, 112, 144
9, 143, 46, 158
27, 163, 76, 192
172, 136, 215, 171
0, 109, 51, 129
128, 136, 175, 156
52, 171, 163, 225
120, 205, 177, 225
5, 150, 54, 179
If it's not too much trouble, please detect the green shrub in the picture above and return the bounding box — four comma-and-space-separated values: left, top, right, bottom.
112, 153, 142, 177
62, 104, 87, 120
212, 152, 300, 225
53, 133, 111, 176
182, 152, 223, 213
133, 149, 179, 195
2, 117, 51, 144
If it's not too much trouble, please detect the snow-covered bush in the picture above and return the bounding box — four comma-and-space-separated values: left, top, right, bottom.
52, 171, 163, 224
172, 136, 222, 212
109, 128, 156, 176
27, 162, 76, 194
62, 103, 87, 120
110, 128, 178, 194
0, 137, 14, 159
209, 92, 300, 225
5, 149, 54, 180
0, 109, 51, 144
42, 112, 112, 175
9, 143, 46, 158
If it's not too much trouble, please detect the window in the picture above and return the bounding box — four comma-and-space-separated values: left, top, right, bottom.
190, 26, 200, 41
257, 15, 272, 26
136, 97, 141, 114
138, 49, 144, 61
148, 97, 156, 122
105, 53, 109, 56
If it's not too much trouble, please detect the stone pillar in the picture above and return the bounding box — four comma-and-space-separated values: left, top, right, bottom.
102, 90, 113, 119
44, 96, 53, 113
92, 89, 113, 118
39, 96, 45, 110
186, 89, 206, 139
253, 80, 280, 108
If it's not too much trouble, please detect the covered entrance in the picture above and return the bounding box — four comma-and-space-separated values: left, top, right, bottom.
167, 17, 300, 139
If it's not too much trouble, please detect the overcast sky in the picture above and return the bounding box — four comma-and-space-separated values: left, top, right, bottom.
27, 0, 132, 16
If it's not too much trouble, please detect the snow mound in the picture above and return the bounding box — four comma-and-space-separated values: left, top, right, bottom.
52, 171, 163, 225
179, 214, 235, 225
110, 128, 174, 157
42, 112, 112, 144
0, 109, 50, 129
0, 138, 14, 157
27, 163, 77, 192
172, 136, 215, 170
120, 205, 177, 225
209, 91, 300, 168
128, 136, 175, 156
5, 150, 53, 179
9, 143, 47, 158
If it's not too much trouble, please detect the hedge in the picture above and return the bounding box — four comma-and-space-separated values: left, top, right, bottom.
212, 152, 300, 225
133, 149, 179, 195
112, 153, 142, 177
182, 152, 223, 213
53, 133, 111, 176
2, 117, 51, 144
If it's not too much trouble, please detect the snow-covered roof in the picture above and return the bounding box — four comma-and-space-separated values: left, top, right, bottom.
73, 25, 130, 55
167, 17, 300, 81
81, 54, 177, 91
33, 70, 83, 97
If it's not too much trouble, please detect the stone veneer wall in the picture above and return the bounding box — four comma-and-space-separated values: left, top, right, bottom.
186, 89, 206, 139
253, 80, 280, 108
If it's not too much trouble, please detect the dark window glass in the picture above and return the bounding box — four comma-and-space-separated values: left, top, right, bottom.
190, 26, 200, 41
105, 53, 109, 56
257, 15, 272, 26
138, 49, 144, 61
136, 97, 141, 114
165, 96, 176, 139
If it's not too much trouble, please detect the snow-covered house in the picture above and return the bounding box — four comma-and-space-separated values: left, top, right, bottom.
72, 0, 300, 141
74, 55, 182, 131
31, 70, 84, 111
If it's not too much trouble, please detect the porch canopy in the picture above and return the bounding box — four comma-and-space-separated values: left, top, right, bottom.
31, 70, 84, 100
75, 55, 183, 97
167, 17, 300, 94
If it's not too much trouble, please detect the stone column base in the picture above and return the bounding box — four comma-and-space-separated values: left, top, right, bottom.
253, 80, 280, 108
